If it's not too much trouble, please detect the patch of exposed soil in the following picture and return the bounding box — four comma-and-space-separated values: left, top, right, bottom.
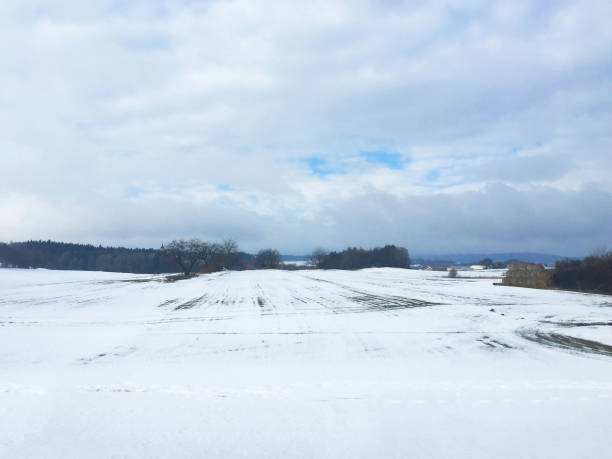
518, 328, 612, 357
174, 294, 207, 310
165, 273, 199, 282
349, 294, 437, 310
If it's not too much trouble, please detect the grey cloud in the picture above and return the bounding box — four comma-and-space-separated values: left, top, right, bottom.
465, 153, 576, 183
3, 184, 610, 257
310, 184, 612, 256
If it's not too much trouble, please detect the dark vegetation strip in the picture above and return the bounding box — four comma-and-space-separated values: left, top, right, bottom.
553, 253, 612, 294
519, 329, 612, 357
540, 321, 612, 327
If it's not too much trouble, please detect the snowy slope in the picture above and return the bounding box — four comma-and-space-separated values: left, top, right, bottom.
1, 268, 611, 458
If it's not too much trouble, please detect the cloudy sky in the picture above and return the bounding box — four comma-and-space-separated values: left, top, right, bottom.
1, 0, 611, 256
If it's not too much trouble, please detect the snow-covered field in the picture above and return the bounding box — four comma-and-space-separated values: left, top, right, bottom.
1, 268, 611, 458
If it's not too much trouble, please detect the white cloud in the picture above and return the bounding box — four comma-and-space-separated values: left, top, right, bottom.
1, 0, 611, 255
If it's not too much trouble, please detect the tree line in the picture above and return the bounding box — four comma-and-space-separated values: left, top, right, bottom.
553, 252, 612, 294
310, 245, 410, 270
0, 239, 285, 274
5, 240, 610, 293
0, 240, 178, 273
0, 240, 413, 274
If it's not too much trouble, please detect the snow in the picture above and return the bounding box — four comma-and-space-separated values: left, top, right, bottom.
1, 267, 611, 458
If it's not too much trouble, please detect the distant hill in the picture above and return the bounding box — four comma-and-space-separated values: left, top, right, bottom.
412, 252, 568, 266
286, 252, 569, 266
281, 254, 310, 262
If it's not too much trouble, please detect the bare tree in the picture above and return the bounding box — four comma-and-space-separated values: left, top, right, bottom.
255, 249, 280, 269
590, 244, 609, 257
220, 238, 240, 269
309, 248, 328, 268
164, 239, 219, 275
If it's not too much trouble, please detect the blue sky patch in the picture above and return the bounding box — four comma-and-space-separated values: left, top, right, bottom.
303, 156, 338, 176
361, 151, 406, 170
425, 169, 440, 182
